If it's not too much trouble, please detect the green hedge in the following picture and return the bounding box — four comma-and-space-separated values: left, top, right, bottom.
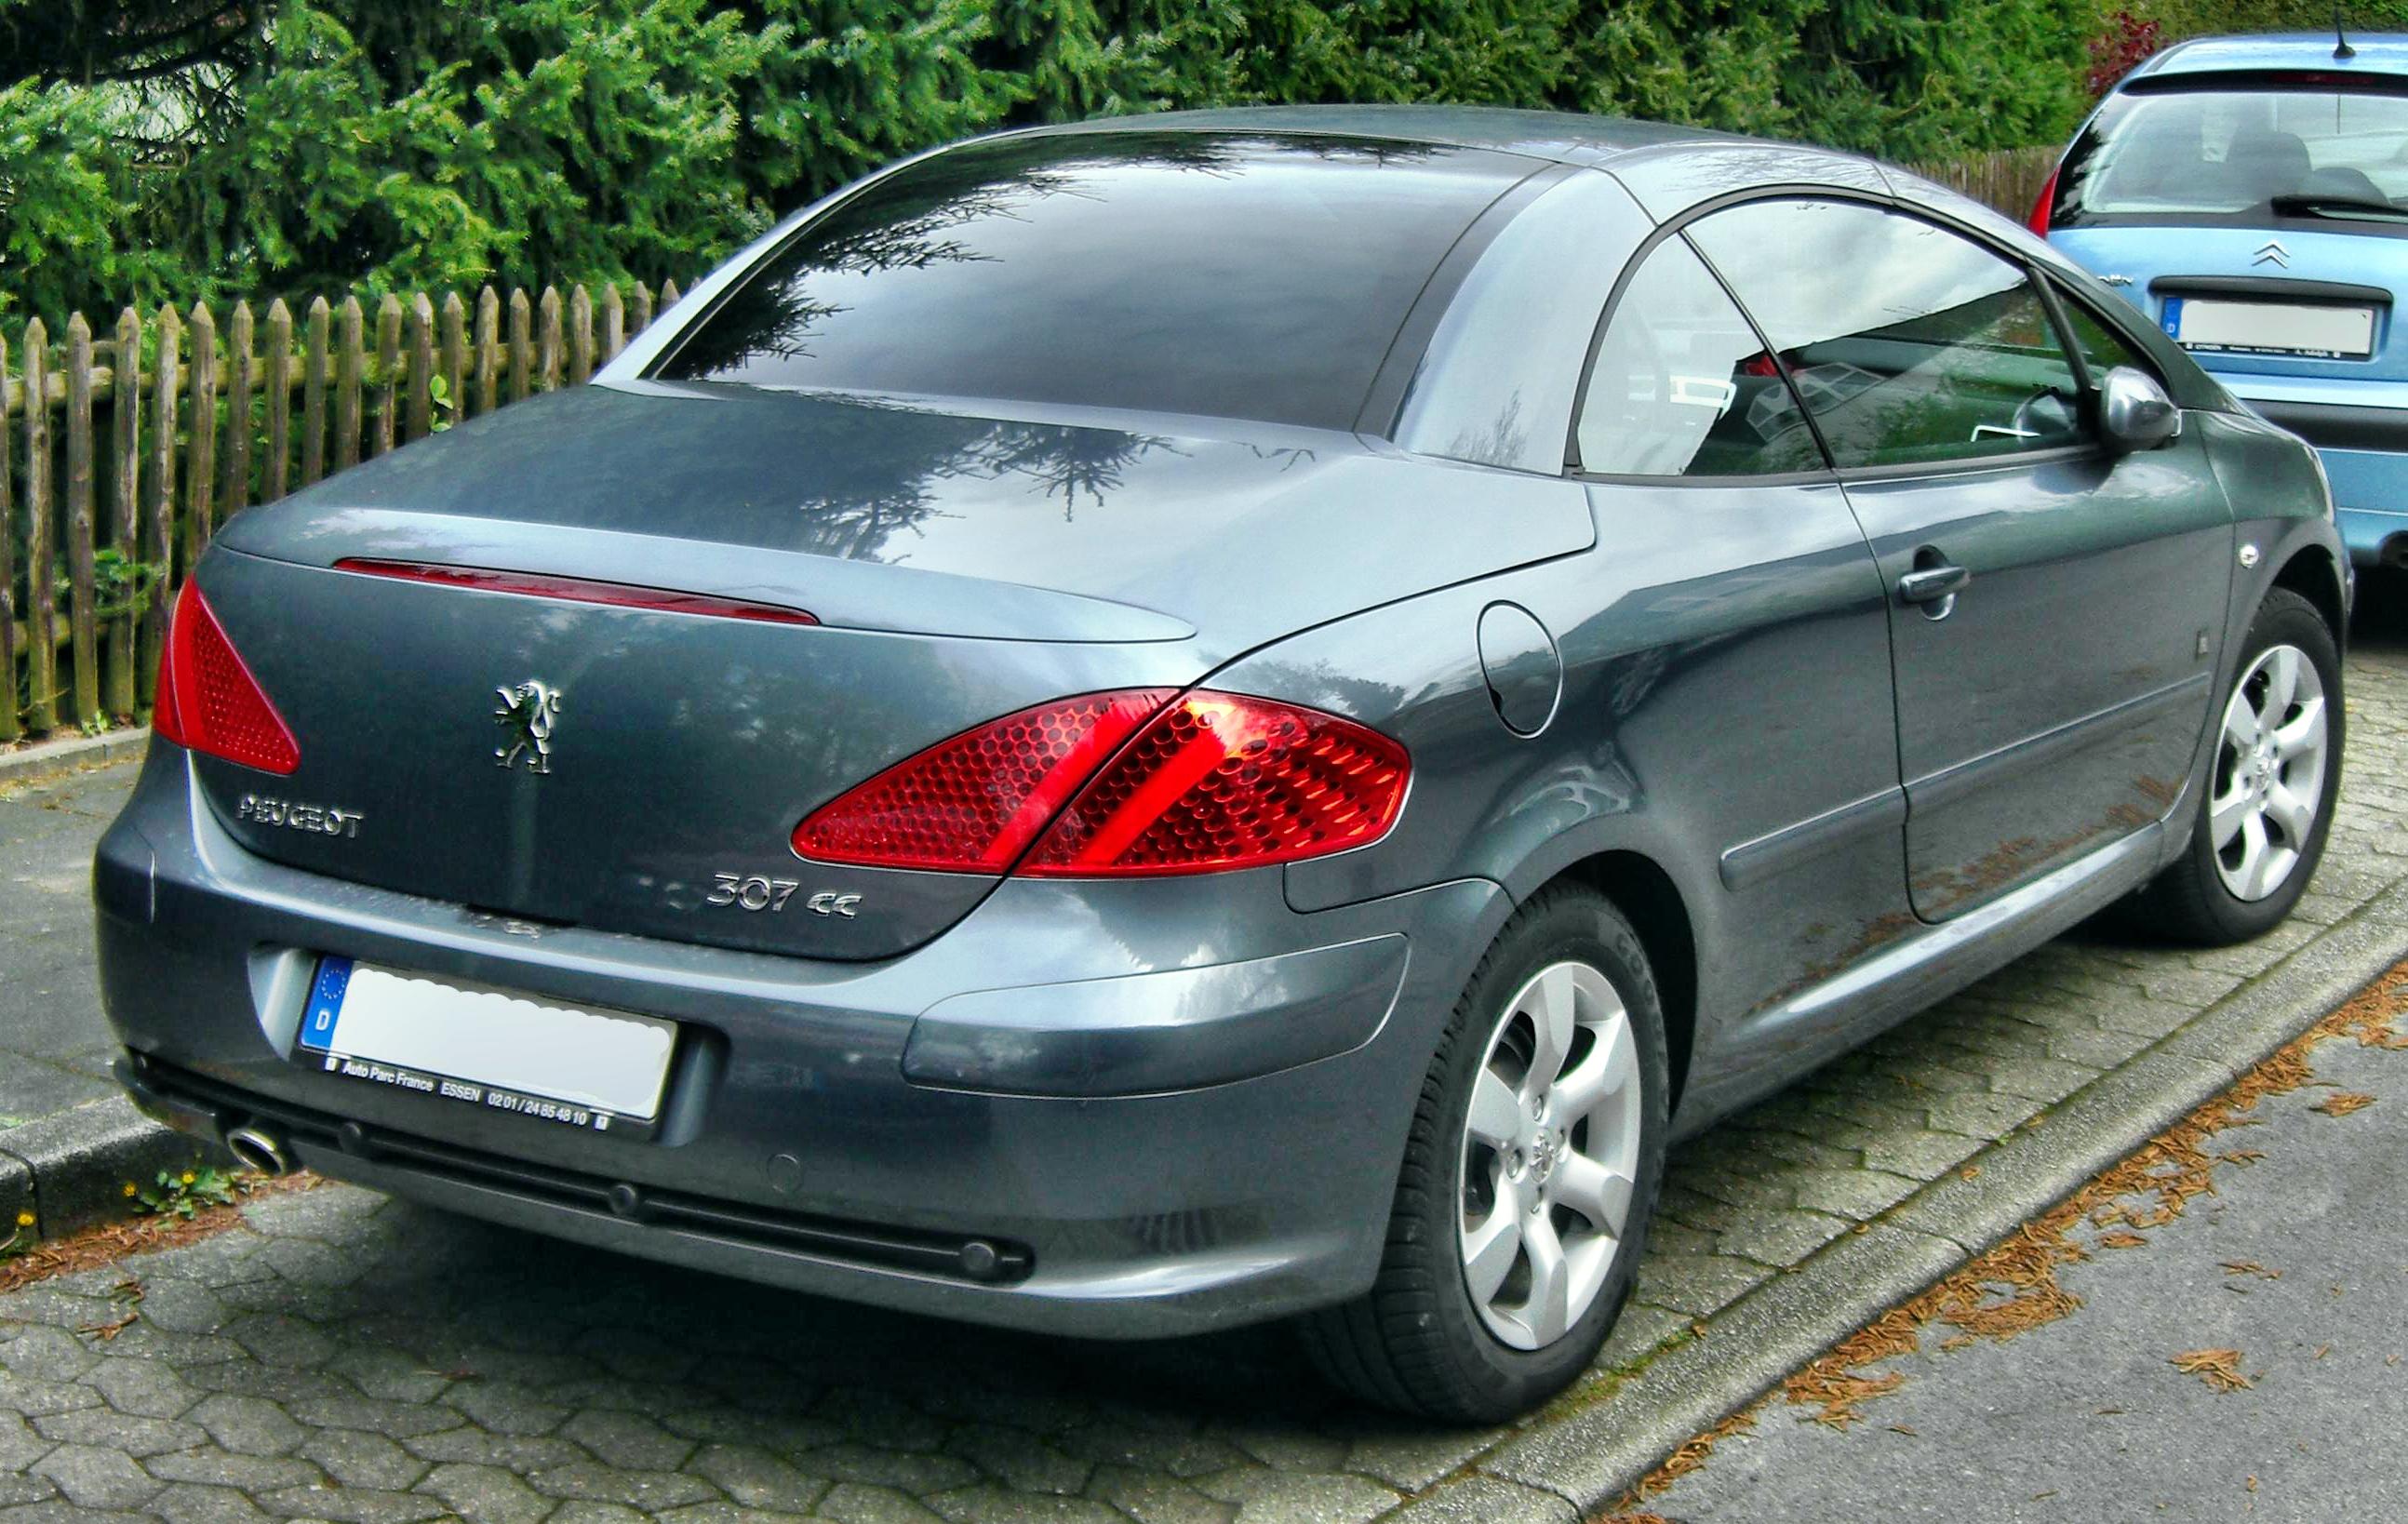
0, 0, 2101, 320
2137, 1, 2408, 36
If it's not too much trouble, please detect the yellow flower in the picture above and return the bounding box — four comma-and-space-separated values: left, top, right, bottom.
123, 1183, 139, 1197
180, 1172, 196, 1185
13, 1210, 32, 1227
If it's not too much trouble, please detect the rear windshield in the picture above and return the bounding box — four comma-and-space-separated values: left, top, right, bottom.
2056, 78, 2408, 232
653, 131, 1528, 432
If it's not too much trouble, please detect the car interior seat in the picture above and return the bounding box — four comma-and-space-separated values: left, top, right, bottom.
2223, 127, 2314, 204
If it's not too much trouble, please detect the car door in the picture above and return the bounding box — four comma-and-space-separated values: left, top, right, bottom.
1563, 229, 1914, 1033
1687, 196, 2236, 920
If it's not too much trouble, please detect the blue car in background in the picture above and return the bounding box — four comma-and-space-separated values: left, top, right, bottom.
2036, 30, 2408, 568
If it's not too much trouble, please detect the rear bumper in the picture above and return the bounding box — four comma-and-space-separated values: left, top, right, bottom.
95, 743, 1505, 1338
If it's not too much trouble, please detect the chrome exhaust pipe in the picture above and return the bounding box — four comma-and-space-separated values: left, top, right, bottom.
223, 1124, 292, 1178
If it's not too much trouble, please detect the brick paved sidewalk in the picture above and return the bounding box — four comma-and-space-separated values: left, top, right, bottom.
2, 619, 2404, 1522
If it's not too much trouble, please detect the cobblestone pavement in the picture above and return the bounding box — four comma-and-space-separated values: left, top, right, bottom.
4, 596, 2405, 1523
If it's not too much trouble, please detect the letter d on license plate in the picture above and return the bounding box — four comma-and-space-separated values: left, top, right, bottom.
300, 957, 677, 1137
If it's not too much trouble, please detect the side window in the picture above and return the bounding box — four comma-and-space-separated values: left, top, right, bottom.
1574, 235, 1826, 477
1687, 199, 2090, 471
2055, 288, 2150, 381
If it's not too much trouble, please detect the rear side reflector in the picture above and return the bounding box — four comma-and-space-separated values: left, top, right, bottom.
794, 689, 1409, 877
154, 580, 301, 775
1022, 692, 1409, 876
333, 559, 818, 625
794, 691, 1175, 873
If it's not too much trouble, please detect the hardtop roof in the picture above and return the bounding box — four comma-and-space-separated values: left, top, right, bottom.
2130, 32, 2408, 84
1025, 103, 1764, 167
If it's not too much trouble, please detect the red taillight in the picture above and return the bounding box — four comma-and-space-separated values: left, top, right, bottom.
2027, 166, 2060, 236
333, 559, 817, 626
1022, 692, 1409, 876
154, 580, 301, 775
794, 688, 1410, 877
793, 690, 1175, 872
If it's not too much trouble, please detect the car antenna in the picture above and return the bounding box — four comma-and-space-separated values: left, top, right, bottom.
2335, 7, 2357, 60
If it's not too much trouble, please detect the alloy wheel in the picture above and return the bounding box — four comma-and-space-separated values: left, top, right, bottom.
2212, 643, 2330, 902
1457, 961, 1644, 1350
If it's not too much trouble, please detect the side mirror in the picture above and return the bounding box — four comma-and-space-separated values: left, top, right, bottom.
2097, 366, 2181, 453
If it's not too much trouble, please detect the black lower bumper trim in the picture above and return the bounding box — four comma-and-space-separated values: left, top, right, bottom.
2245, 397, 2408, 454
119, 1053, 1034, 1286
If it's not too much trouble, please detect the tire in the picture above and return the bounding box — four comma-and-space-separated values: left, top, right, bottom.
2135, 587, 2344, 945
1300, 884, 1669, 1422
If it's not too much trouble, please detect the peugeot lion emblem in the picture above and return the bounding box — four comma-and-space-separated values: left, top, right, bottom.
2252, 240, 2292, 269
493, 681, 564, 774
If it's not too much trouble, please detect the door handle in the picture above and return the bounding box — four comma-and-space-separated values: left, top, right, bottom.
1897, 551, 1970, 619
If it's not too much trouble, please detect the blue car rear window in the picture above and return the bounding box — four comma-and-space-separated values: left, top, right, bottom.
652, 131, 1529, 433
2056, 77, 2408, 232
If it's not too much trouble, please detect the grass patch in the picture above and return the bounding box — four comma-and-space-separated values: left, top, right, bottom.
0, 1171, 317, 1298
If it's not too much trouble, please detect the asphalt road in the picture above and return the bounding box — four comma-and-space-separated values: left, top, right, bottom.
0, 762, 133, 1125
1639, 977, 2408, 1524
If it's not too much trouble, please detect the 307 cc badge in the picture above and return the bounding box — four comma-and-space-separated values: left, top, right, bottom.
705, 874, 860, 916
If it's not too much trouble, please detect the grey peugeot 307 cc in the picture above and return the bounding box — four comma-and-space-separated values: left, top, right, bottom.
97, 106, 2348, 1421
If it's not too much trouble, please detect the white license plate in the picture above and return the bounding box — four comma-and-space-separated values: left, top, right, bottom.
2166, 298, 2376, 360
298, 957, 676, 1133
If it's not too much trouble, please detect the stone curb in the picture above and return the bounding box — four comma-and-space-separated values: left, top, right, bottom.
0, 1095, 234, 1239
0, 727, 148, 791
1395, 876, 2408, 1521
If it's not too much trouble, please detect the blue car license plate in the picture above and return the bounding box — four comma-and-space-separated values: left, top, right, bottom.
2163, 296, 2376, 360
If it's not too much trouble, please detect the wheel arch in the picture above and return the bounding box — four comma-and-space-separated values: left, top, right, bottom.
1541, 850, 1699, 1113
2268, 541, 2348, 648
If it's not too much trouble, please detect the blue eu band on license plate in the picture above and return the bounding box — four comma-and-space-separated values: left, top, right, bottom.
301, 956, 353, 1050
300, 956, 676, 1138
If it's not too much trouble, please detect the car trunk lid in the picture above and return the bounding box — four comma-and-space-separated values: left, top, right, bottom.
191, 544, 1210, 961
193, 383, 1592, 959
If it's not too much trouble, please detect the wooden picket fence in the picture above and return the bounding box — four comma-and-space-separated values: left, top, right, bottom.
0, 280, 683, 742
1908, 144, 2058, 221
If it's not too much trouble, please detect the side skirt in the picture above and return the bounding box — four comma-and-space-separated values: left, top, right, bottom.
1671, 821, 2165, 1142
